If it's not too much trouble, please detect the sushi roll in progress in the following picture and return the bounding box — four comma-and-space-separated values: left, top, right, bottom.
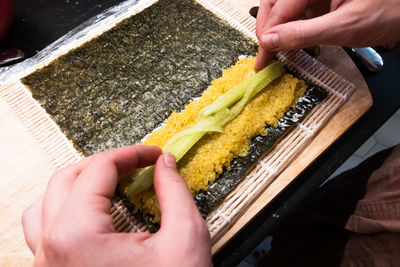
120, 57, 307, 222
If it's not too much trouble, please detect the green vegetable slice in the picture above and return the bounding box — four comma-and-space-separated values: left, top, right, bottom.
126, 61, 282, 198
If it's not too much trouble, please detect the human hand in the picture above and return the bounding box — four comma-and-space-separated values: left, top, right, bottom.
255, 0, 400, 70
22, 146, 212, 267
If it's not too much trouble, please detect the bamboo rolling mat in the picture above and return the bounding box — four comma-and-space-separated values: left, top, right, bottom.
0, 0, 372, 265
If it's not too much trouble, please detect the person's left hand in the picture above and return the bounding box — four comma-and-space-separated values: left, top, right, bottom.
22, 145, 212, 267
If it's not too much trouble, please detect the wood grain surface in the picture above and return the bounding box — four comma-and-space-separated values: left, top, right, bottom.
0, 0, 372, 265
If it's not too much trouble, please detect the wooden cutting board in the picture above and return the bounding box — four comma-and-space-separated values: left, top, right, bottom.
0, 1, 372, 266
211, 0, 372, 254
211, 45, 372, 253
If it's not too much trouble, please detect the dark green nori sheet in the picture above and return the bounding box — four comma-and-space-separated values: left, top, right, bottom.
119, 85, 327, 232
21, 0, 257, 156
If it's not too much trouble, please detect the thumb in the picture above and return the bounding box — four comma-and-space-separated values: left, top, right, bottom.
261, 10, 351, 51
153, 153, 202, 229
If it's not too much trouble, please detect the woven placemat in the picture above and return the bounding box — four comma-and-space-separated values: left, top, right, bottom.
0, 0, 355, 246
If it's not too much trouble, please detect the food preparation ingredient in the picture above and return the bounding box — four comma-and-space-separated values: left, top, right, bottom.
126, 61, 282, 197
121, 57, 308, 222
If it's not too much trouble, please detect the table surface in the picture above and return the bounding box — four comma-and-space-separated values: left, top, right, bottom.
1, 0, 400, 266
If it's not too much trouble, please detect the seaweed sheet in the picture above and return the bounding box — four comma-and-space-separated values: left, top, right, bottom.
119, 84, 327, 232
21, 0, 257, 156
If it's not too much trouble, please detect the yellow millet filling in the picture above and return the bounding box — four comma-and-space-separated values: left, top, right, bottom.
121, 57, 307, 222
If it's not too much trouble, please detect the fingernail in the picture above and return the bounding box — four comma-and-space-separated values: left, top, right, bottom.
163, 153, 176, 168
262, 33, 279, 50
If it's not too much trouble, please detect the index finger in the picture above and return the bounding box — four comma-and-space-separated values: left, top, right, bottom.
264, 0, 309, 30
73, 145, 161, 208
254, 45, 275, 71
256, 0, 275, 39
255, 0, 310, 70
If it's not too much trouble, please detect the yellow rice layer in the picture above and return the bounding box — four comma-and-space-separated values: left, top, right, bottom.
122, 57, 307, 221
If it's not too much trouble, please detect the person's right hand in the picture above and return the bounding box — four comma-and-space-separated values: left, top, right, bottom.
255, 0, 400, 70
